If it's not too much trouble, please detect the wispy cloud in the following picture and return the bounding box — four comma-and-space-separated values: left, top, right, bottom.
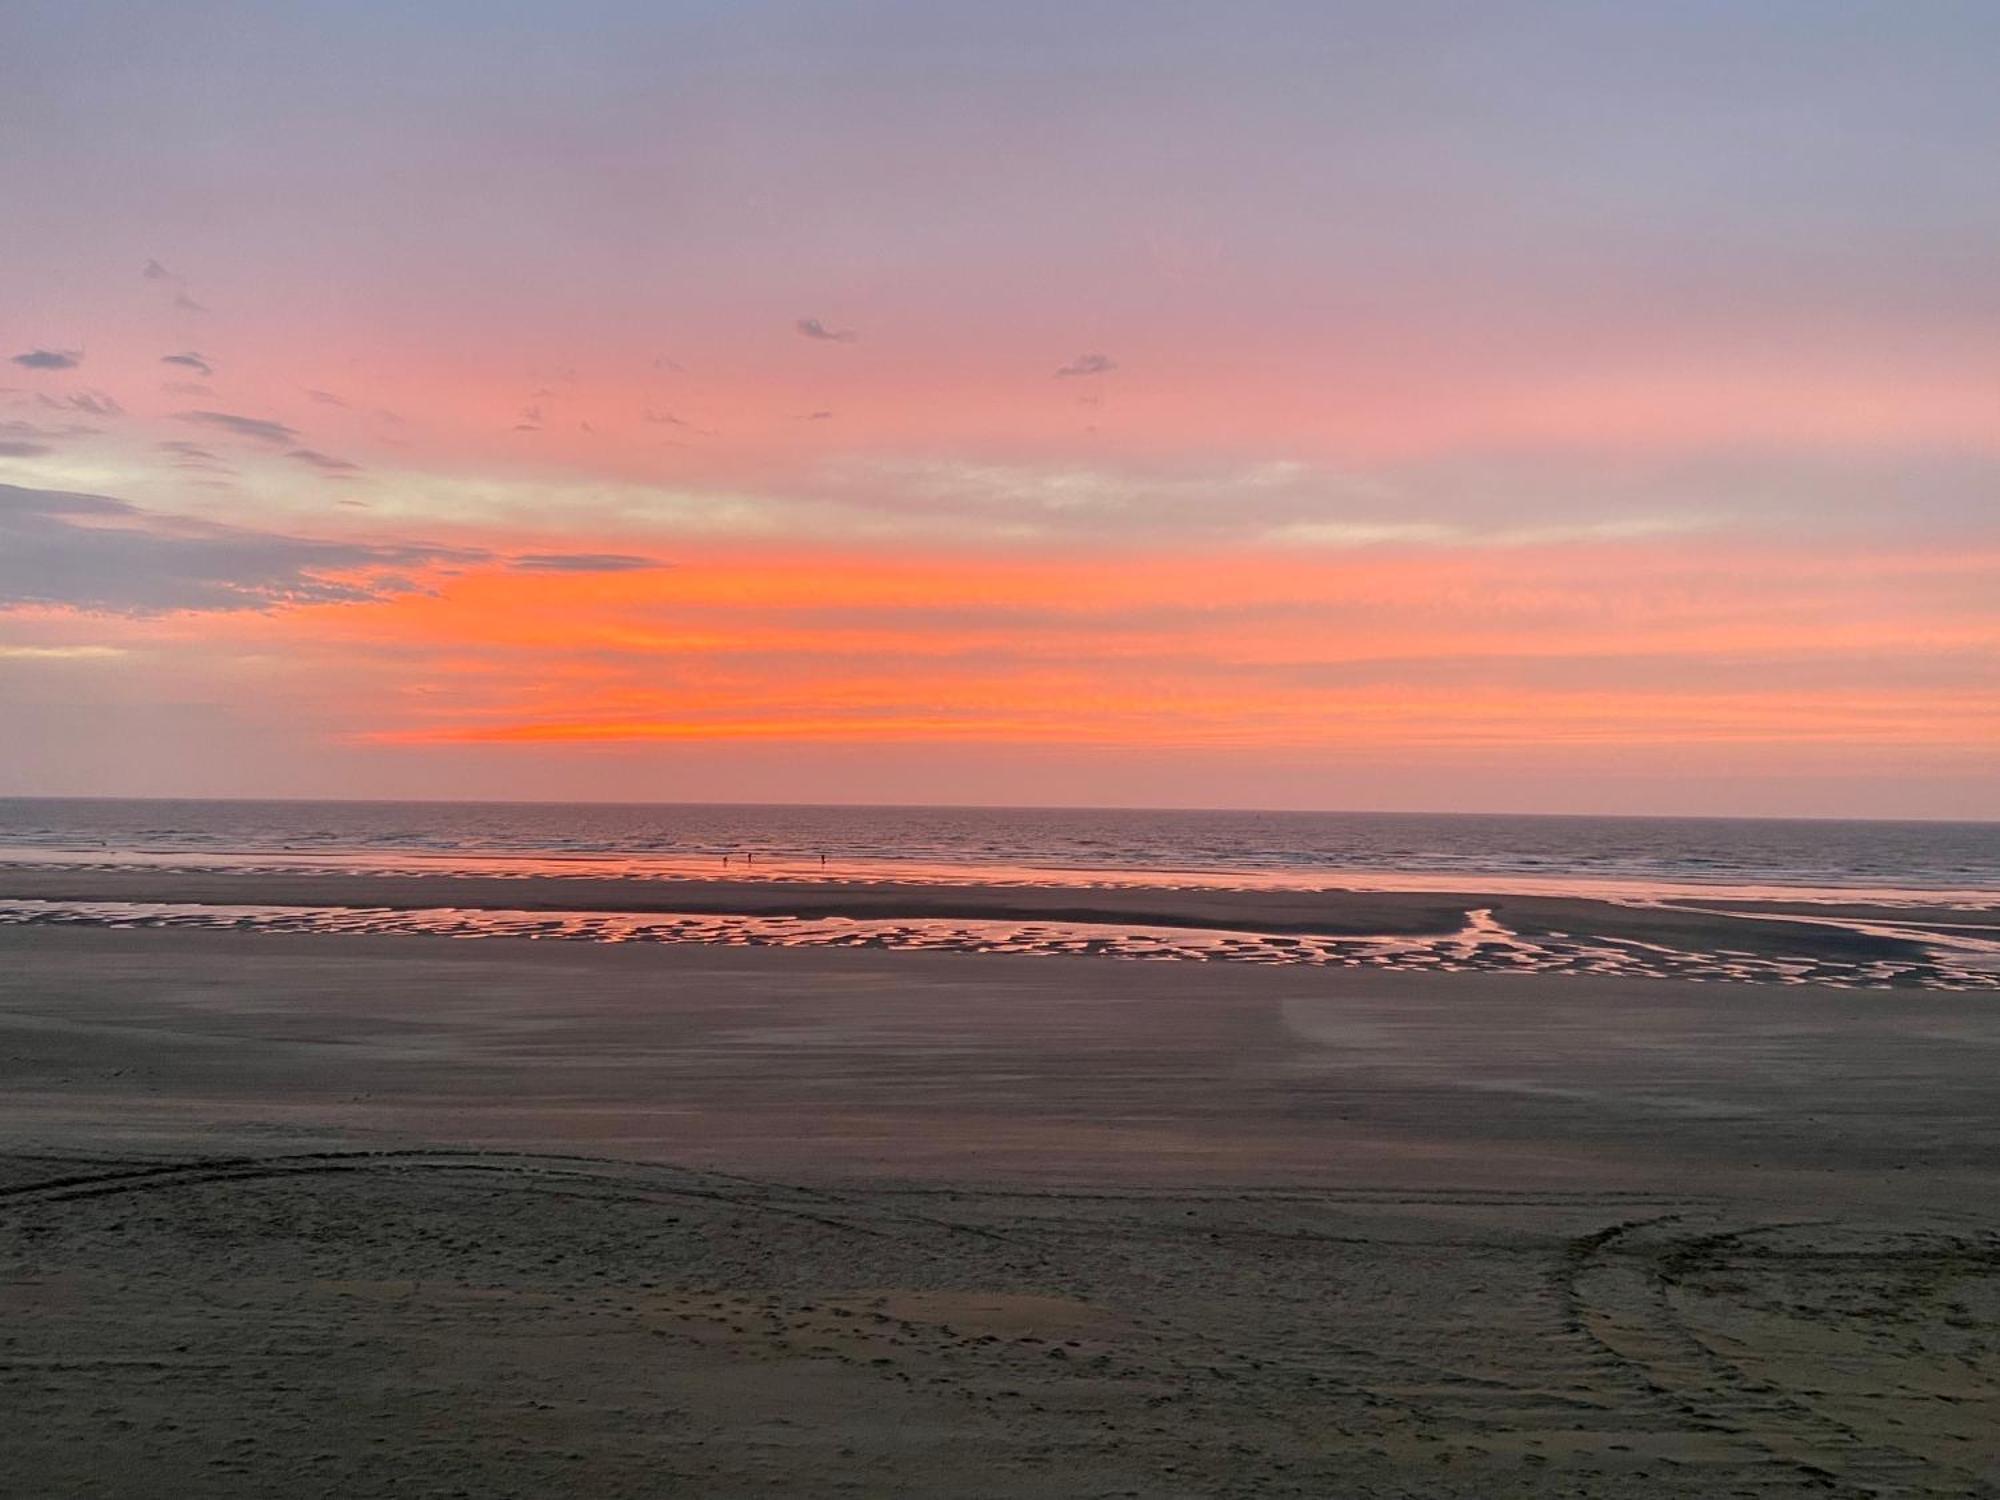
143, 258, 206, 313
157, 440, 232, 473
161, 351, 214, 378
174, 410, 301, 445
1266, 515, 1715, 549
305, 389, 348, 406
796, 318, 858, 343
827, 456, 1333, 534
0, 442, 51, 458
0, 644, 127, 661
509, 553, 664, 573
2, 418, 97, 441
286, 447, 362, 475
1054, 353, 1117, 378
10, 349, 82, 372
39, 390, 122, 417
1260, 521, 1458, 547
811, 454, 1744, 550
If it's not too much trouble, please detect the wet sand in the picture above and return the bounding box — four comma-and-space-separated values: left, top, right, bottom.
4, 864, 1989, 949
4, 866, 1995, 990
2, 922, 1997, 1497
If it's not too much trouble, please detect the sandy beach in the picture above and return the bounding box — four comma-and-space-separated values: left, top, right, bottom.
11, 0, 2000, 1490
3, 901, 1997, 1497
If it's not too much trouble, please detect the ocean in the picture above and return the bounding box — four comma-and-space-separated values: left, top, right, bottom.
0, 797, 1994, 901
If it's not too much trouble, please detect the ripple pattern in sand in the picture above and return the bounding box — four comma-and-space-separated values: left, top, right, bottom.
1, 899, 1994, 991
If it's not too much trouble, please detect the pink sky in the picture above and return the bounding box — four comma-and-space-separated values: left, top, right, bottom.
2, 3, 1995, 816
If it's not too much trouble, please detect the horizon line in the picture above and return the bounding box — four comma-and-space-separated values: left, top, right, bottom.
0, 791, 1991, 829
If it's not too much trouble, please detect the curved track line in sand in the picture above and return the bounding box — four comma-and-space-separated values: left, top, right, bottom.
56, 1152, 1600, 1416
0, 1150, 896, 1240
0, 1149, 1091, 1262
1561, 1217, 1999, 1496
11, 1149, 1994, 1491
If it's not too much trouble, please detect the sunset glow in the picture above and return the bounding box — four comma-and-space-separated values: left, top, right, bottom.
3, 3, 1996, 814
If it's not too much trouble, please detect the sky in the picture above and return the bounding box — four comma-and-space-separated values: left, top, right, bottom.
1, 1, 1995, 817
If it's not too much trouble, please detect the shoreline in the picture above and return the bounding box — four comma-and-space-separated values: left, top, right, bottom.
6, 863, 1995, 936
7, 842, 1998, 911
2, 866, 1995, 989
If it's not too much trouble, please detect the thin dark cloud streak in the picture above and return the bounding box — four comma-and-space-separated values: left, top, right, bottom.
1054, 353, 1117, 377
161, 351, 214, 377
10, 349, 82, 371
40, 391, 122, 417
2, 418, 97, 441
796, 318, 858, 343
142, 259, 207, 313
509, 553, 663, 573
286, 448, 361, 474
157, 440, 230, 471
175, 410, 300, 444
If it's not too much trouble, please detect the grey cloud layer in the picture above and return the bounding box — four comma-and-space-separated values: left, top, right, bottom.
0, 484, 664, 615
10, 349, 82, 371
